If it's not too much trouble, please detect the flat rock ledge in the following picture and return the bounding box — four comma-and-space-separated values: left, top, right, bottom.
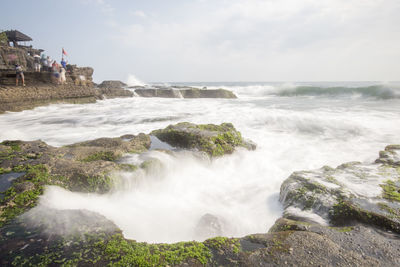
0, 80, 237, 113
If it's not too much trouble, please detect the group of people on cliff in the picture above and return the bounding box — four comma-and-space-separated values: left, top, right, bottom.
15, 55, 68, 86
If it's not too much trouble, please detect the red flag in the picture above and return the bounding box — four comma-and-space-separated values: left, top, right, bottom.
62, 48, 68, 56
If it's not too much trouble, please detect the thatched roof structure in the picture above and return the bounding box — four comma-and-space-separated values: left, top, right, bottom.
4, 30, 33, 42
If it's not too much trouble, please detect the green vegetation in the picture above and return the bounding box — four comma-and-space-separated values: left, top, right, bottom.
81, 151, 119, 162
266, 231, 293, 256
152, 122, 246, 157
380, 180, 400, 202
10, 233, 212, 267
1, 140, 22, 152
326, 176, 340, 185
118, 163, 138, 172
329, 226, 354, 232
204, 236, 241, 254
0, 163, 114, 227
0, 31, 8, 46
286, 181, 328, 210
0, 167, 9, 174
0, 164, 49, 227
378, 202, 400, 219
0, 147, 15, 161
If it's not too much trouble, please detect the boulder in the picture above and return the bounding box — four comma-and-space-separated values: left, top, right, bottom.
280, 144, 400, 232
151, 122, 256, 157
97, 80, 134, 98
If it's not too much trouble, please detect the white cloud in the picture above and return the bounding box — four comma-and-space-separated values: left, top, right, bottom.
104, 0, 400, 81
131, 10, 147, 18
82, 0, 115, 16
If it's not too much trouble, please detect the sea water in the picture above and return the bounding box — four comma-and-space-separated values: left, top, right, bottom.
0, 82, 399, 243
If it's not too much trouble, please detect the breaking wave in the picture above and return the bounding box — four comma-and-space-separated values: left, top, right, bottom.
275, 85, 400, 99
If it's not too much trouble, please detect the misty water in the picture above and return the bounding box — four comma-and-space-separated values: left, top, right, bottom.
1, 82, 400, 243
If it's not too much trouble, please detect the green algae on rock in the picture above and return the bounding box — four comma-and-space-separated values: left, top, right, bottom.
151, 122, 256, 157
280, 144, 400, 233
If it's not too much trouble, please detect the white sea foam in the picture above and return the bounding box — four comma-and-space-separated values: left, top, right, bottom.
0, 82, 400, 243
126, 74, 146, 86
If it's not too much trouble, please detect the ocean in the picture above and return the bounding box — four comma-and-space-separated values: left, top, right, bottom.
1, 81, 399, 243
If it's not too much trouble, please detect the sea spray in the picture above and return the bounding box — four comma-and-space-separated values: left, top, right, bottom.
33, 149, 282, 243
1, 82, 400, 242
126, 74, 146, 87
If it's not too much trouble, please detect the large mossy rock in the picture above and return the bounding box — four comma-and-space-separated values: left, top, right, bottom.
0, 134, 151, 227
151, 122, 256, 157
280, 144, 400, 232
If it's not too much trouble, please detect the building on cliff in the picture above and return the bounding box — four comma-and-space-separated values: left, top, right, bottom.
0, 30, 93, 86
4, 30, 33, 47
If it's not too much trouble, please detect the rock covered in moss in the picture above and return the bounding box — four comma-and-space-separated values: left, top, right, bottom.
151, 122, 256, 157
280, 144, 400, 232
376, 144, 400, 166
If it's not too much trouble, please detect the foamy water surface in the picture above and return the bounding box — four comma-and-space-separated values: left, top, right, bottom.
1, 82, 399, 242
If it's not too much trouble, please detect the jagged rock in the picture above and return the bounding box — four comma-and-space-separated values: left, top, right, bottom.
151, 122, 256, 157
280, 144, 400, 232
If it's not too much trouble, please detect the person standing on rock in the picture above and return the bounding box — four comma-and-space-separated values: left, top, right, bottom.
33, 55, 41, 72
60, 67, 66, 84
46, 57, 52, 72
15, 64, 25, 86
52, 61, 61, 85
61, 57, 67, 69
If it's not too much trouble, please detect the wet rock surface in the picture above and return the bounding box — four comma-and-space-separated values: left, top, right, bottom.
151, 122, 256, 157
280, 144, 400, 233
1, 121, 400, 266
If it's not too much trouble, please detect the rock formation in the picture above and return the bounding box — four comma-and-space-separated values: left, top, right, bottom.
134, 86, 237, 99
151, 122, 256, 157
1, 122, 400, 265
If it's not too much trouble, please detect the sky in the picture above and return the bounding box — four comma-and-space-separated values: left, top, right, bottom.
1, 0, 399, 83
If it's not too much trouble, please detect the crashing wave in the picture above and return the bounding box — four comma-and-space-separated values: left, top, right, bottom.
275, 85, 400, 99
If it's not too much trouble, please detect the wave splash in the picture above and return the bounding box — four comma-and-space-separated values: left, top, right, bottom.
215, 83, 400, 100
275, 85, 400, 99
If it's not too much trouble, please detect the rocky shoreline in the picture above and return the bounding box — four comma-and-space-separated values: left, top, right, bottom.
0, 121, 399, 266
0, 78, 237, 114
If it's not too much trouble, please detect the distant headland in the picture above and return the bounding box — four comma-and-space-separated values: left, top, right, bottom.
0, 30, 237, 113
